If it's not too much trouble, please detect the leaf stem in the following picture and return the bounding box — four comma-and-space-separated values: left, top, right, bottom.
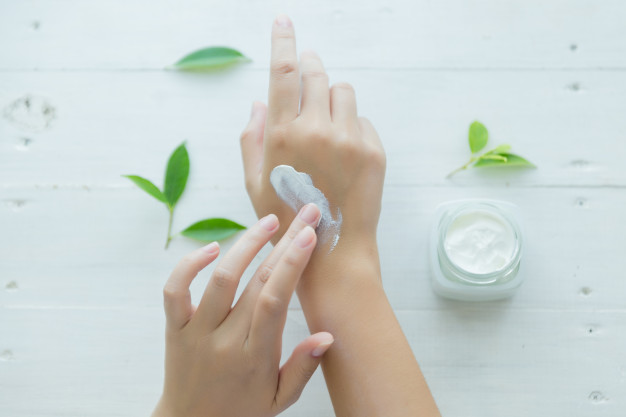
165, 206, 174, 249
446, 157, 476, 179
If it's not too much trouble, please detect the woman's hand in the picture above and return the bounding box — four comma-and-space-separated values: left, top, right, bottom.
240, 15, 386, 254
152, 205, 333, 417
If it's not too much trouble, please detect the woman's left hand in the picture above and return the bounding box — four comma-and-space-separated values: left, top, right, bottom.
152, 205, 333, 417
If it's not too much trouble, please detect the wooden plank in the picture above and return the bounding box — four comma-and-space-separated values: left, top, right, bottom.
2, 186, 625, 311
0, 308, 624, 416
0, 0, 625, 70
1, 70, 625, 187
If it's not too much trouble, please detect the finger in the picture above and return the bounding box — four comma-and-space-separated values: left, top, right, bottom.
240, 101, 267, 193
358, 116, 384, 148
228, 203, 321, 327
273, 332, 334, 413
299, 50, 330, 120
248, 226, 317, 357
330, 82, 358, 124
268, 15, 300, 124
163, 242, 220, 331
193, 214, 279, 331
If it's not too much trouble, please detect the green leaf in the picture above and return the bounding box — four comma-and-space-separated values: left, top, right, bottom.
123, 175, 167, 203
474, 153, 536, 168
469, 121, 489, 153
479, 154, 508, 162
484, 144, 512, 155
170, 47, 251, 71
181, 218, 247, 242
163, 143, 190, 208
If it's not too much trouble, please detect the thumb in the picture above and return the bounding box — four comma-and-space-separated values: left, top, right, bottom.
273, 332, 334, 413
240, 101, 267, 193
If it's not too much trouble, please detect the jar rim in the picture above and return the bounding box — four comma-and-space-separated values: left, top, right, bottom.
437, 201, 523, 285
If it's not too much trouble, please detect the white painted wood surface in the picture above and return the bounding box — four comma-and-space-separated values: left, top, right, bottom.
1, 0, 625, 416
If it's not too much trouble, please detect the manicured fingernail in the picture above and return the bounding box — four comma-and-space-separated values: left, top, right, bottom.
294, 226, 315, 248
275, 14, 292, 27
312, 338, 334, 358
299, 203, 321, 226
202, 242, 219, 255
259, 214, 279, 231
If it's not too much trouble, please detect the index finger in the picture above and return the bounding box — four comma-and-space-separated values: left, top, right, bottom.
267, 15, 300, 124
228, 203, 321, 327
248, 226, 317, 358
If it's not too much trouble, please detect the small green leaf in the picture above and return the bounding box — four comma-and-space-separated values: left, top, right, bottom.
479, 154, 508, 162
181, 218, 247, 242
164, 143, 190, 208
484, 144, 512, 155
123, 175, 167, 203
474, 153, 536, 168
171, 47, 251, 71
469, 121, 489, 153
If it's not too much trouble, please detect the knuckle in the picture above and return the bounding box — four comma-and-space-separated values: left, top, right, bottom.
306, 124, 331, 143
282, 251, 303, 268
288, 391, 302, 407
358, 116, 374, 133
178, 253, 195, 269
335, 128, 356, 143
210, 339, 232, 359
271, 59, 298, 77
301, 70, 328, 82
211, 267, 236, 290
240, 127, 255, 143
244, 176, 256, 194
332, 82, 355, 93
298, 364, 315, 383
268, 126, 290, 149
259, 294, 284, 316
338, 138, 359, 155
366, 145, 386, 168
162, 284, 181, 301
284, 224, 301, 241
255, 264, 274, 284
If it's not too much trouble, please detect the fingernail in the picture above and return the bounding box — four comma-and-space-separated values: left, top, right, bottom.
312, 338, 334, 358
259, 214, 279, 231
299, 204, 321, 226
250, 101, 258, 118
294, 226, 315, 248
202, 242, 219, 255
275, 14, 292, 27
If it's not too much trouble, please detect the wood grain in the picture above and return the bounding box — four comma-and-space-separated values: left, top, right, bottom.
1, 71, 625, 187
1, 0, 625, 416
0, 0, 625, 70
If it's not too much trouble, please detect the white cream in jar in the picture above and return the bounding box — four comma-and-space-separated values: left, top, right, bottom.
430, 200, 525, 301
443, 209, 516, 275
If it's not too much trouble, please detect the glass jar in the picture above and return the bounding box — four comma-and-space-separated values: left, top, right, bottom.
429, 199, 525, 301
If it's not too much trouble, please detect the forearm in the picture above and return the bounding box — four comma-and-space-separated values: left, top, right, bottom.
297, 244, 440, 417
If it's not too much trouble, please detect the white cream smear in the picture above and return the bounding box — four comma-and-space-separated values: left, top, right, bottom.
270, 165, 342, 252
444, 209, 515, 274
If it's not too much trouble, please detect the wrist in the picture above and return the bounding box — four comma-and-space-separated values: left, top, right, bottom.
298, 237, 382, 300
296, 259, 388, 333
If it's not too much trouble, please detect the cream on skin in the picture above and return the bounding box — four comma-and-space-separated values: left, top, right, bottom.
443, 209, 515, 274
270, 165, 342, 252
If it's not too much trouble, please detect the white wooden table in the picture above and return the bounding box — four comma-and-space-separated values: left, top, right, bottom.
1, 1, 625, 415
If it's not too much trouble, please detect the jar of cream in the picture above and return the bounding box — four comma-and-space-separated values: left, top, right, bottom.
430, 199, 524, 301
